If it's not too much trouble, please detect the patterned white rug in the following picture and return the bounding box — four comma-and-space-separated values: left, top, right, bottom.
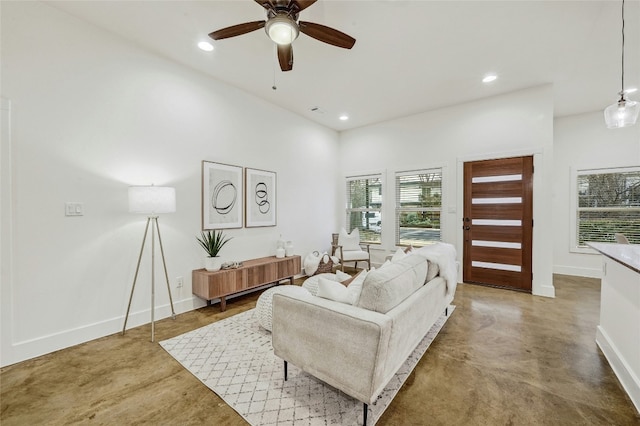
160, 306, 454, 426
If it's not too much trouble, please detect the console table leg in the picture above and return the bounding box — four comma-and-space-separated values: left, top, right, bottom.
220, 297, 226, 312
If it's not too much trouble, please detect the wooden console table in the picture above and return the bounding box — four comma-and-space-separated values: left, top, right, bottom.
192, 255, 301, 311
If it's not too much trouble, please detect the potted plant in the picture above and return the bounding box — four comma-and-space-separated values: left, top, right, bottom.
197, 230, 232, 271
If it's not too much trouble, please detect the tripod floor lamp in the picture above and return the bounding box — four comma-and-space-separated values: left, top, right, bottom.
123, 185, 176, 342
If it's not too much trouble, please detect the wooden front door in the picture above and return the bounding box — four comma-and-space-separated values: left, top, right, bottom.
463, 156, 533, 292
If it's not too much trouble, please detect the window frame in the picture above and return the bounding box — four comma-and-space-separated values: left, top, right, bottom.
345, 172, 384, 245
394, 167, 443, 247
570, 165, 640, 253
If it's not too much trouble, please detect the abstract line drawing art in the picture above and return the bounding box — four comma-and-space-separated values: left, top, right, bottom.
245, 168, 277, 227
202, 161, 243, 229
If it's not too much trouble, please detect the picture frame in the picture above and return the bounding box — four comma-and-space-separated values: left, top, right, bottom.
245, 167, 277, 227
202, 161, 243, 230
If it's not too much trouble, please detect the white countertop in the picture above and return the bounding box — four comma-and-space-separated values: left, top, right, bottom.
588, 242, 640, 274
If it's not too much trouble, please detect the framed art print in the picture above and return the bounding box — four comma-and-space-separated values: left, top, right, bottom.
245, 168, 277, 227
202, 161, 243, 229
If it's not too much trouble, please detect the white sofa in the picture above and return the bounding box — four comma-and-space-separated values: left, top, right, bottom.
272, 244, 457, 425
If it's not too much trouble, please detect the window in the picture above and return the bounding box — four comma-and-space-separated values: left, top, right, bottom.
346, 174, 382, 244
576, 167, 640, 247
395, 169, 442, 246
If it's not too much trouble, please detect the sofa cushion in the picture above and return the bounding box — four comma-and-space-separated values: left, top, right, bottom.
356, 254, 427, 314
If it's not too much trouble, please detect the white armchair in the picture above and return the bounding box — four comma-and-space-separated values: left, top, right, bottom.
332, 228, 371, 272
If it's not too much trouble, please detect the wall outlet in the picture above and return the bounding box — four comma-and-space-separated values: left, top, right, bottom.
65, 202, 84, 216
176, 276, 183, 288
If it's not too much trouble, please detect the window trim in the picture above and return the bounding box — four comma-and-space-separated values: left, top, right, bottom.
394, 167, 444, 247
345, 171, 384, 245
569, 165, 640, 254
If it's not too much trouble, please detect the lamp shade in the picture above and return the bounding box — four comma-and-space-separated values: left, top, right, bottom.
128, 186, 176, 214
604, 97, 640, 129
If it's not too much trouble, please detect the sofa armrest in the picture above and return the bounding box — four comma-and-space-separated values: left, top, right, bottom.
272, 291, 392, 404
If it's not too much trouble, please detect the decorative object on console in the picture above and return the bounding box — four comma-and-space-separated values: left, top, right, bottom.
604, 0, 639, 129
333, 228, 371, 271
275, 234, 286, 258
123, 185, 177, 342
245, 167, 277, 227
285, 240, 294, 256
202, 161, 243, 230
197, 229, 233, 272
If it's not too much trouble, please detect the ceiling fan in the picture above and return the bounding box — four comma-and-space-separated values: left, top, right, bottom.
208, 0, 356, 72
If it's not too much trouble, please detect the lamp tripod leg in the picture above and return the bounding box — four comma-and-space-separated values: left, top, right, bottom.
155, 218, 176, 319
122, 217, 151, 335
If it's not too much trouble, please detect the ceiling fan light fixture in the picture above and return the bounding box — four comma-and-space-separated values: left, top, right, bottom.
266, 15, 299, 45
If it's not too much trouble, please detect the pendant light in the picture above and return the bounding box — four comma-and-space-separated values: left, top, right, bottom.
604, 0, 639, 129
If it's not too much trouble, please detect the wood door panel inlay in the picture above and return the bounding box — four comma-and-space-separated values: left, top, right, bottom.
471, 204, 523, 220
469, 157, 525, 177
468, 267, 527, 290
472, 226, 523, 242
472, 181, 523, 198
471, 246, 522, 265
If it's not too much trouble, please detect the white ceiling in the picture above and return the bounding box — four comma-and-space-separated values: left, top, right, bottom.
48, 0, 640, 131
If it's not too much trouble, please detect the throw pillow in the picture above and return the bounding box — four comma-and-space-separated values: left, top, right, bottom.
302, 273, 339, 296
335, 270, 352, 283
391, 248, 406, 262
338, 228, 362, 251
317, 276, 352, 304
347, 269, 368, 304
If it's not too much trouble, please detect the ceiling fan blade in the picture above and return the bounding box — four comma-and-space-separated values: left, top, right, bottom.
298, 21, 355, 49
291, 0, 318, 12
208, 21, 265, 40
277, 43, 293, 72
254, 0, 275, 11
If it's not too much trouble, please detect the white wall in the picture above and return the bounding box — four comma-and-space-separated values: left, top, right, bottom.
553, 111, 640, 278
0, 1, 339, 366
338, 85, 555, 298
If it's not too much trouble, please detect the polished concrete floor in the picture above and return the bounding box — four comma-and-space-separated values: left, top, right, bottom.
1, 274, 639, 425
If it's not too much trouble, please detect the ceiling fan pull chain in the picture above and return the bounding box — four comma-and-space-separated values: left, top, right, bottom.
272, 44, 278, 90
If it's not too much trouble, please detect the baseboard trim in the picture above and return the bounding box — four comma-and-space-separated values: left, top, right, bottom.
533, 284, 555, 298
596, 326, 640, 413
553, 265, 601, 279
1, 296, 199, 367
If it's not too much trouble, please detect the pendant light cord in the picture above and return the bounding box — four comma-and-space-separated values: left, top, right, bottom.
621, 0, 625, 94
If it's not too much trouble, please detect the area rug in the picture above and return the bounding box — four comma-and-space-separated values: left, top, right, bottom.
160, 306, 454, 425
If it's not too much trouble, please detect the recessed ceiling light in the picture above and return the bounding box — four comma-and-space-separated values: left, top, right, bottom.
198, 41, 214, 52
482, 74, 497, 83
339, 114, 349, 121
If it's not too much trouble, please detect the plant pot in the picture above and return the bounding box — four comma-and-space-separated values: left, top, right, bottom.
205, 256, 222, 272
